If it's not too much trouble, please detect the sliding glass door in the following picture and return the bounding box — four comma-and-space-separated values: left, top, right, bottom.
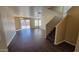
21, 20, 30, 29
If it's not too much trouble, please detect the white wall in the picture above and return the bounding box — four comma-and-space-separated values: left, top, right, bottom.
63, 6, 72, 17
29, 6, 43, 28
42, 8, 56, 30
52, 6, 63, 14
63, 6, 72, 13
9, 6, 20, 16
0, 8, 8, 51
18, 6, 31, 17
0, 7, 16, 46
27, 6, 35, 28
42, 7, 63, 30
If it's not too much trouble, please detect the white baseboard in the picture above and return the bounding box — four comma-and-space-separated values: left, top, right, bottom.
16, 28, 32, 31
54, 40, 75, 46
7, 32, 16, 46
65, 40, 75, 46
54, 40, 64, 45
16, 29, 22, 31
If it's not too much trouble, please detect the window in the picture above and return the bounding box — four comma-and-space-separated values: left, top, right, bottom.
35, 20, 41, 27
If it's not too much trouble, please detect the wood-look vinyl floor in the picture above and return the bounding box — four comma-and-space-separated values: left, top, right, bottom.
8, 28, 75, 52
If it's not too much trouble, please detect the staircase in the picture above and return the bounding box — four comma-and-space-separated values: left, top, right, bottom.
46, 27, 56, 42
46, 16, 61, 36
46, 6, 72, 43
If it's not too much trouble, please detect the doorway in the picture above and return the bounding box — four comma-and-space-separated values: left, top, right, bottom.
21, 20, 30, 29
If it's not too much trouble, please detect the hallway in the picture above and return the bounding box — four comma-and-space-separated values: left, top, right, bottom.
8, 28, 75, 52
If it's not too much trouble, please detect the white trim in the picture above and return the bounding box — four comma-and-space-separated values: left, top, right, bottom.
16, 28, 31, 31
54, 40, 64, 45
54, 26, 64, 45
16, 29, 22, 31
7, 32, 16, 46
54, 39, 75, 46
65, 40, 75, 46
